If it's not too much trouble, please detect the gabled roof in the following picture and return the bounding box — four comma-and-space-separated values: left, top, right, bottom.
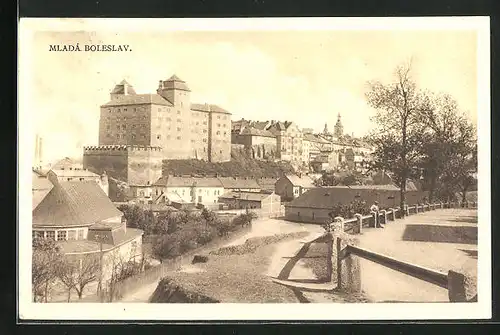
286, 185, 400, 209
32, 181, 122, 227
49, 168, 100, 178
219, 191, 278, 202
32, 171, 53, 190
154, 175, 223, 188
217, 177, 261, 189
283, 174, 315, 188
239, 127, 275, 138
256, 177, 278, 191
101, 94, 173, 107
304, 133, 331, 144
191, 103, 231, 115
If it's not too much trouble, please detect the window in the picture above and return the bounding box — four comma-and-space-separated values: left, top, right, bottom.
116, 125, 120, 130
68, 230, 76, 240
203, 121, 207, 125
177, 119, 182, 123
203, 147, 206, 152
67, 178, 72, 181
79, 177, 84, 181
203, 129, 207, 133
176, 136, 181, 140
46, 231, 55, 240
177, 110, 181, 115
217, 115, 220, 119
108, 109, 112, 113
133, 108, 137, 112
216, 131, 220, 135
220, 150, 222, 154
117, 109, 121, 113
57, 230, 67, 241
123, 108, 127, 112
157, 135, 161, 139
32, 231, 35, 239
35, 231, 44, 239
217, 123, 221, 127
77, 229, 84, 240
177, 127, 181, 132
132, 124, 136, 128
203, 139, 207, 143
223, 132, 227, 135
122, 125, 126, 130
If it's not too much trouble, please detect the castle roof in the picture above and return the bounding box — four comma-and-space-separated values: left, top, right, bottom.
110, 80, 137, 95
191, 103, 231, 115
101, 94, 173, 107
162, 74, 191, 92
32, 180, 122, 228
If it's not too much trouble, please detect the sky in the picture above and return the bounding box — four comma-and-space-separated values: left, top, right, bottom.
24, 27, 478, 164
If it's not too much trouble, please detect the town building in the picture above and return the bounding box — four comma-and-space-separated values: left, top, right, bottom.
47, 167, 109, 196
274, 174, 316, 201
32, 169, 53, 210
267, 121, 304, 164
231, 127, 277, 160
217, 177, 262, 193
218, 191, 281, 216
284, 185, 402, 224
32, 180, 144, 280
152, 175, 225, 207
83, 75, 232, 194
256, 177, 279, 193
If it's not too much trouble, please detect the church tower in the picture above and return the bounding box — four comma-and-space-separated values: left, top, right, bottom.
323, 122, 329, 135
334, 113, 344, 138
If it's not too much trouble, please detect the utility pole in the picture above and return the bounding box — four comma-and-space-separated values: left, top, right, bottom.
94, 233, 105, 297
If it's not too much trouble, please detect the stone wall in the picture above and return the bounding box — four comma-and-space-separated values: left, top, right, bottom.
127, 146, 163, 185
83, 146, 129, 182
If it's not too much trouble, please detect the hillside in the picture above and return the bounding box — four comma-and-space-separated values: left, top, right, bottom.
162, 148, 296, 178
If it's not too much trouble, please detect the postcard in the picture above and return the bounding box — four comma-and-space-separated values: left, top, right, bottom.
18, 17, 491, 321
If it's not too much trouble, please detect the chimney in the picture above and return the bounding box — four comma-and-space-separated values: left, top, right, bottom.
158, 80, 163, 89
123, 82, 128, 95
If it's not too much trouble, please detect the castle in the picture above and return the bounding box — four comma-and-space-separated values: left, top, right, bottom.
83, 75, 232, 187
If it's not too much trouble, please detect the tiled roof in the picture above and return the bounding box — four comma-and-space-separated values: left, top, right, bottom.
239, 127, 275, 138
191, 103, 231, 115
217, 177, 261, 189
252, 121, 271, 130
286, 185, 399, 209
32, 181, 123, 227
58, 228, 143, 254
49, 168, 100, 178
284, 174, 315, 188
154, 175, 223, 188
256, 177, 278, 191
32, 171, 53, 190
110, 80, 137, 95
219, 191, 278, 202
304, 133, 330, 144
101, 94, 172, 107
163, 75, 191, 91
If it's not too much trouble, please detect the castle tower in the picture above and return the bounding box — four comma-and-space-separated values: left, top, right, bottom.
334, 113, 344, 138
110, 79, 136, 101
156, 74, 191, 108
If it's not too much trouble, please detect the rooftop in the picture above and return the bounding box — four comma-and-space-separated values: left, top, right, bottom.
58, 228, 143, 254
32, 181, 123, 228
101, 94, 173, 107
162, 74, 191, 92
191, 103, 231, 115
217, 177, 261, 189
283, 174, 315, 188
219, 191, 278, 202
154, 175, 224, 188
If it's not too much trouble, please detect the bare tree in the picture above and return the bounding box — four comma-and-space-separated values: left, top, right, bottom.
365, 61, 431, 214
32, 238, 63, 302
55, 259, 78, 302
74, 254, 101, 299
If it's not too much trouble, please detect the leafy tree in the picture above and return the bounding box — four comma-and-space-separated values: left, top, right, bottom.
418, 93, 477, 202
365, 61, 431, 214
32, 238, 63, 302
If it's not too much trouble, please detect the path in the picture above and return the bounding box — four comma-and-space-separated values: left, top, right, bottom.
121, 217, 322, 302
356, 208, 478, 302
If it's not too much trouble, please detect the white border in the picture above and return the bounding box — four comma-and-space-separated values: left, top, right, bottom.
18, 17, 491, 321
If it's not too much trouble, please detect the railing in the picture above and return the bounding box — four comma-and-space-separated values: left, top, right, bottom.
336, 238, 476, 302
329, 201, 478, 235
330, 201, 478, 302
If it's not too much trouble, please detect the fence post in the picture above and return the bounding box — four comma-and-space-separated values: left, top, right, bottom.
370, 211, 378, 228
405, 205, 409, 217
334, 216, 344, 232
354, 213, 363, 234
448, 270, 477, 302
336, 235, 362, 293
380, 210, 387, 225
388, 208, 395, 221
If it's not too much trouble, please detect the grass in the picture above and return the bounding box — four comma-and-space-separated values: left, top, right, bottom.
301, 242, 331, 282
153, 244, 300, 303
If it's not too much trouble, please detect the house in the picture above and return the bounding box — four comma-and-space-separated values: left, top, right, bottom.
284, 185, 402, 224
217, 177, 261, 193
32, 169, 53, 210
256, 177, 279, 193
274, 174, 316, 201
267, 121, 304, 163
218, 191, 281, 216
32, 180, 144, 281
231, 127, 277, 160
47, 167, 109, 196
152, 175, 224, 206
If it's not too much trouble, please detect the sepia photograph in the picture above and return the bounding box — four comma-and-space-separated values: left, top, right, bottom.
18, 17, 490, 320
